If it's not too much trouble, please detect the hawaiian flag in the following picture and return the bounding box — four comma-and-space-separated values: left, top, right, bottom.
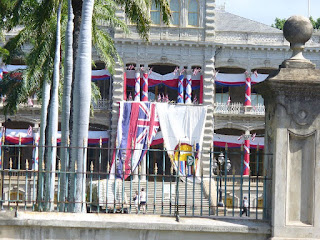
111, 102, 160, 179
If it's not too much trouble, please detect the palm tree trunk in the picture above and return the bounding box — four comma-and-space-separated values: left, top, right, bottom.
59, 0, 74, 212
70, 0, 94, 213
67, 1, 82, 209
36, 77, 51, 211
44, 1, 62, 211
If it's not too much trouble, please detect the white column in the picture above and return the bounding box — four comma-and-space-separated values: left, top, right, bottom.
185, 69, 192, 104
177, 66, 184, 104
134, 68, 141, 102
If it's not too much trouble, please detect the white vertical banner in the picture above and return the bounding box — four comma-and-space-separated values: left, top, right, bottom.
156, 103, 207, 176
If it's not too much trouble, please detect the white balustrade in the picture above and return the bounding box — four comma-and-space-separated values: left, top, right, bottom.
214, 102, 265, 115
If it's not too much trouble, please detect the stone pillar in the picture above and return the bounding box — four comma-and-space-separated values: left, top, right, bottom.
110, 61, 125, 162
201, 47, 217, 213
256, 16, 320, 240
202, 47, 215, 176
204, 1, 215, 41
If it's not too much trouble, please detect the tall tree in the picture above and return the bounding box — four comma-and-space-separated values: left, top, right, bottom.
271, 18, 286, 30
44, 0, 62, 212
59, 0, 74, 212
1, 0, 171, 213
70, 0, 95, 213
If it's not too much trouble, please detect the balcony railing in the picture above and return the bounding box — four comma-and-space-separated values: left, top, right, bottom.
214, 103, 265, 115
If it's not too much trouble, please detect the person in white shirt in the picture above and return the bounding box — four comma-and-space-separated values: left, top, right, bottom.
241, 196, 249, 216
140, 188, 146, 214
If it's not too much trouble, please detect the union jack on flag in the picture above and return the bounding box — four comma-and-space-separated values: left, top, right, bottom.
111, 102, 160, 179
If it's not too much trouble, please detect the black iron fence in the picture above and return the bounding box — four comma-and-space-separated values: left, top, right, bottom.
0, 143, 271, 220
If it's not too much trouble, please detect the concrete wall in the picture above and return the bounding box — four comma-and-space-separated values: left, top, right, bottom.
0, 212, 270, 240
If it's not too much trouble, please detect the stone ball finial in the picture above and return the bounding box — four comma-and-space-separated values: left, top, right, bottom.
283, 15, 313, 61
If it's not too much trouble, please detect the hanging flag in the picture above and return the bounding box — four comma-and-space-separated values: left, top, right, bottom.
110, 102, 160, 179
0, 69, 3, 80
156, 103, 207, 176
237, 135, 243, 141
27, 125, 33, 136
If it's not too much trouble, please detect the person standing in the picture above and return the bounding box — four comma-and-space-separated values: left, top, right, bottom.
140, 188, 146, 214
133, 190, 139, 214
241, 196, 249, 216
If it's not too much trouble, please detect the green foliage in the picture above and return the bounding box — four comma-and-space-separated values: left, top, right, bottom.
272, 16, 320, 30
0, 70, 28, 114
0, 0, 67, 114
271, 18, 286, 30
0, 0, 171, 114
309, 16, 320, 29
116, 0, 171, 41
90, 81, 102, 116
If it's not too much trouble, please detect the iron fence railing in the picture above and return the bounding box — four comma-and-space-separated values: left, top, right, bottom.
0, 144, 271, 220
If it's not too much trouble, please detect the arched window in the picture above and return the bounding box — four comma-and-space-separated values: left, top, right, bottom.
170, 0, 180, 26
151, 1, 160, 25
188, 0, 199, 26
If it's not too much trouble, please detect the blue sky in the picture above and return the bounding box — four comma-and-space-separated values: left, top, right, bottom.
215, 0, 320, 26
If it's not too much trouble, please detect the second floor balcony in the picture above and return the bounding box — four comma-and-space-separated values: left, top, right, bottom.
214, 102, 265, 116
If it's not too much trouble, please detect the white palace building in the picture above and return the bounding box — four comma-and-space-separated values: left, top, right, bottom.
1, 0, 320, 180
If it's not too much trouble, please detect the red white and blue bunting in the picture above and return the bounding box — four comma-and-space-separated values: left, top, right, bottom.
0, 66, 268, 88
151, 132, 264, 149
215, 73, 268, 86
125, 70, 201, 90
0, 65, 110, 82
3, 129, 109, 145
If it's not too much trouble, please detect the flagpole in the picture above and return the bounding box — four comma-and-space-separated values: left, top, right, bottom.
308, 0, 310, 18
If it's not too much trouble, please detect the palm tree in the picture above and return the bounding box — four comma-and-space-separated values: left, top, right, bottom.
59, 0, 74, 212
1, 0, 171, 212
44, 0, 63, 212
69, 0, 95, 213
67, 0, 171, 213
